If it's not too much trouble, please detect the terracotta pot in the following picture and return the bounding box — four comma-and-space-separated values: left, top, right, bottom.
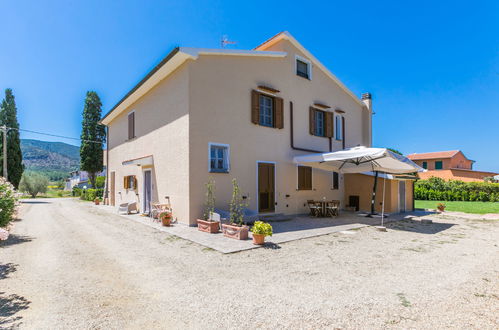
252, 233, 265, 245
161, 214, 172, 226
222, 224, 249, 240
437, 206, 445, 212
94, 199, 100, 205
197, 219, 220, 233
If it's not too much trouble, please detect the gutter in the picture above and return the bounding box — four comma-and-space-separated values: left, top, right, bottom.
289, 101, 331, 153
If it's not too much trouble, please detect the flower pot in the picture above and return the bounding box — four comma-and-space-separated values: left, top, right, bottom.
94, 199, 100, 205
252, 233, 265, 245
437, 206, 445, 212
197, 219, 220, 233
222, 223, 249, 240
160, 213, 172, 226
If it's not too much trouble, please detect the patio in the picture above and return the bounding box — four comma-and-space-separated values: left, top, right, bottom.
93, 203, 429, 253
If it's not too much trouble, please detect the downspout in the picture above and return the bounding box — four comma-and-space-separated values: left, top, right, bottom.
290, 101, 330, 153
105, 126, 109, 204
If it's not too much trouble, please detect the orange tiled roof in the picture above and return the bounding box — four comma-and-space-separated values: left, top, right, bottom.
407, 150, 461, 160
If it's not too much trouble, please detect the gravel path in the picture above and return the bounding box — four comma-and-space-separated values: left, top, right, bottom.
1, 198, 498, 329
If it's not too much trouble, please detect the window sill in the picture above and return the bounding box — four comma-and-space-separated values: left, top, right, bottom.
209, 169, 229, 174
296, 74, 311, 80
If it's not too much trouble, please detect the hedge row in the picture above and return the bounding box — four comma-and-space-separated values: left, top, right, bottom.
415, 177, 499, 202
73, 187, 104, 201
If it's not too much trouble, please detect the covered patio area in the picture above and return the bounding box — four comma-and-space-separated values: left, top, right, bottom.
93, 203, 428, 253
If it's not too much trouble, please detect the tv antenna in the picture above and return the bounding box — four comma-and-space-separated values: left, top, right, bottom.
221, 35, 237, 48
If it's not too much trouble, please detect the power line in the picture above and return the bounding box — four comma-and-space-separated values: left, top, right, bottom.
4, 126, 105, 144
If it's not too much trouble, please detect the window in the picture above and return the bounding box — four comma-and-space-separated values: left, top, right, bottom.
209, 143, 229, 173
296, 55, 311, 79
314, 110, 325, 137
124, 175, 136, 190
128, 111, 135, 140
435, 160, 443, 170
332, 172, 339, 190
335, 115, 343, 140
297, 166, 312, 190
422, 161, 427, 169
259, 94, 274, 127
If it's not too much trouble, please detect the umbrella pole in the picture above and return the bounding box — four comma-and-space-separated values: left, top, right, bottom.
369, 171, 379, 216
381, 176, 386, 226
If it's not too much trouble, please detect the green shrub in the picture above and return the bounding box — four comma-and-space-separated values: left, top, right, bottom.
251, 221, 273, 237
415, 177, 499, 202
0, 177, 18, 227
80, 188, 104, 201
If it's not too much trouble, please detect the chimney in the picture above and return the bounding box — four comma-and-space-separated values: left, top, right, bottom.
361, 92, 373, 147
361, 92, 372, 112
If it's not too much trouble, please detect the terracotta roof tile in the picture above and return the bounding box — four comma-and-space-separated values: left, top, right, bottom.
407, 150, 460, 160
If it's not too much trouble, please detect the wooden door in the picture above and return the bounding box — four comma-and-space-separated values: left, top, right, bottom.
110, 171, 115, 206
258, 163, 275, 213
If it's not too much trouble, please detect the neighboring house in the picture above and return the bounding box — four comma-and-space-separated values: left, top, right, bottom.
408, 150, 497, 182
101, 31, 414, 225
64, 170, 106, 190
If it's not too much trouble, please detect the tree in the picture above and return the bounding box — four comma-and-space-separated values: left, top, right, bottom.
388, 148, 403, 155
19, 172, 49, 198
80, 91, 105, 188
0, 89, 24, 188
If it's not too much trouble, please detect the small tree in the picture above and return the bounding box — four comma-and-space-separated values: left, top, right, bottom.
203, 177, 216, 221
95, 176, 106, 188
80, 91, 105, 188
229, 178, 247, 225
19, 173, 49, 198
0, 177, 18, 227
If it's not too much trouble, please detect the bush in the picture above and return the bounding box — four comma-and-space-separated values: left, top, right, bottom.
414, 177, 499, 202
0, 177, 18, 228
19, 173, 49, 198
95, 176, 105, 189
80, 188, 103, 201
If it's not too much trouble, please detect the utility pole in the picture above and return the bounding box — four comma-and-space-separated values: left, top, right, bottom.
1, 125, 7, 181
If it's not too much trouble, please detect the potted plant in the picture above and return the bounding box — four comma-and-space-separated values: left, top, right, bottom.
437, 203, 446, 212
160, 211, 172, 226
197, 178, 220, 233
222, 179, 249, 240
94, 197, 101, 205
251, 221, 272, 245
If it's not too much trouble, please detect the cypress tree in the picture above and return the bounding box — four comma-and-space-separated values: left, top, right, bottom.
0, 89, 24, 188
80, 91, 105, 188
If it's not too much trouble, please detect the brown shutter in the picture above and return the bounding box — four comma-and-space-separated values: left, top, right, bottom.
342, 116, 346, 149
128, 112, 135, 140
309, 107, 316, 135
133, 176, 137, 190
298, 166, 312, 190
124, 176, 128, 189
325, 112, 333, 137
251, 90, 260, 124
274, 97, 284, 129
306, 167, 312, 190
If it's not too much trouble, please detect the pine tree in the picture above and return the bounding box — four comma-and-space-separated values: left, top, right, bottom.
80, 91, 105, 188
0, 89, 24, 188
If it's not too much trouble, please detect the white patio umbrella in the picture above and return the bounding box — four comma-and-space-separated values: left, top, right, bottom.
293, 146, 424, 218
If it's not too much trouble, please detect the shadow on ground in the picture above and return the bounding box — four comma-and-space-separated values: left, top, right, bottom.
0, 263, 18, 280
20, 200, 51, 204
387, 219, 454, 234
0, 235, 34, 248
0, 292, 31, 328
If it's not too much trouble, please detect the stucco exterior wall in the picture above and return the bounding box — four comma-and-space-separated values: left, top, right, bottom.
187, 39, 368, 224
106, 64, 191, 223
344, 174, 414, 213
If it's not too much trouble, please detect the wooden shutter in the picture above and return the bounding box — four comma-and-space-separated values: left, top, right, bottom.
274, 97, 284, 129
251, 90, 260, 124
128, 112, 135, 140
298, 166, 312, 190
124, 176, 128, 189
133, 176, 137, 190
325, 112, 334, 137
342, 116, 346, 149
309, 107, 316, 135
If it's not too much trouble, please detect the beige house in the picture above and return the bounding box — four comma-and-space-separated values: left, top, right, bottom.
101, 32, 413, 225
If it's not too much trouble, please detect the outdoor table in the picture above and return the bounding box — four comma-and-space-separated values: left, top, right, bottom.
315, 200, 340, 217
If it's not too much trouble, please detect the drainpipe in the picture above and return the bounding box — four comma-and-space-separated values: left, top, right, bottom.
105, 126, 109, 204
290, 101, 329, 153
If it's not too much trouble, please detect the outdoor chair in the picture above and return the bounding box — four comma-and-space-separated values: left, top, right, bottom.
150, 202, 172, 220
325, 201, 340, 217
308, 201, 322, 217
118, 202, 138, 215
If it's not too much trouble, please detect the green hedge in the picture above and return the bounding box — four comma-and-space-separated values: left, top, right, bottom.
415, 177, 499, 202
73, 187, 104, 201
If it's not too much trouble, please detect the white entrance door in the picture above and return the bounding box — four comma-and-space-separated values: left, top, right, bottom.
398, 181, 406, 213
143, 170, 152, 214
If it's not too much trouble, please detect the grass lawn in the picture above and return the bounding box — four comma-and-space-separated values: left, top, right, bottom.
415, 200, 499, 214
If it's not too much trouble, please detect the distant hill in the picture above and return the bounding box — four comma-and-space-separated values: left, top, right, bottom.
21, 139, 80, 180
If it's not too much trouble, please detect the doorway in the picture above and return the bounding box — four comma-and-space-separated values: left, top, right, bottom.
398, 181, 406, 213
258, 162, 275, 213
110, 171, 115, 206
143, 170, 152, 214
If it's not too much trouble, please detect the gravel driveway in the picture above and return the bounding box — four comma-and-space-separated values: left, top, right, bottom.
1, 198, 498, 329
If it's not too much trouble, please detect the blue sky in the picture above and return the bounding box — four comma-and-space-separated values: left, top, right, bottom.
1, 0, 498, 171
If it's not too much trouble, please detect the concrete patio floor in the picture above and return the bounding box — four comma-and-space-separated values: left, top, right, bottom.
93, 204, 427, 253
